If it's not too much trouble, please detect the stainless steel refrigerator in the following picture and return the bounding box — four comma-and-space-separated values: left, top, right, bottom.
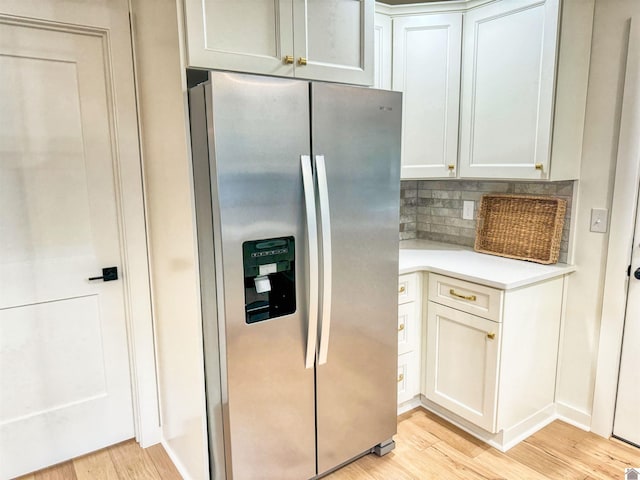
189, 71, 402, 479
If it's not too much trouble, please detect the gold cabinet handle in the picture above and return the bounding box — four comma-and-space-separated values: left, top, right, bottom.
398, 285, 406, 294
298, 57, 307, 66
397, 373, 404, 383
284, 55, 294, 64
449, 289, 477, 301
398, 323, 405, 332
487, 332, 496, 340
448, 164, 455, 171
535, 163, 544, 171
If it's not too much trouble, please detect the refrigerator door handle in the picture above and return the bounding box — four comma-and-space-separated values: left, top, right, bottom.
315, 155, 332, 365
301, 155, 319, 369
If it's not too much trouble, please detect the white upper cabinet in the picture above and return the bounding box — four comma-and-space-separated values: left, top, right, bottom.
377, 0, 592, 180
392, 14, 462, 179
184, 0, 374, 86
458, 0, 560, 179
374, 13, 392, 89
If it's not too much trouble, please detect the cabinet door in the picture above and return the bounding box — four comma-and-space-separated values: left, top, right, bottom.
398, 302, 419, 356
183, 0, 294, 76
425, 302, 500, 432
392, 14, 462, 179
374, 13, 392, 89
458, 0, 560, 179
398, 351, 420, 404
293, 0, 373, 85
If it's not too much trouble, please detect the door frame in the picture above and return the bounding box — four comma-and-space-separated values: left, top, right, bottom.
591, 17, 640, 438
0, 2, 160, 448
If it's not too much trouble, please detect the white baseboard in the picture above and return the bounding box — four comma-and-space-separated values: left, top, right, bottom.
397, 397, 422, 415
555, 402, 592, 431
406, 397, 575, 452
161, 439, 195, 480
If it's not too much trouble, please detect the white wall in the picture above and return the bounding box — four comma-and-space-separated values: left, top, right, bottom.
557, 0, 640, 424
130, 1, 209, 478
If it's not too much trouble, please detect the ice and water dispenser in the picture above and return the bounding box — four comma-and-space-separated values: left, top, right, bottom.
243, 237, 296, 324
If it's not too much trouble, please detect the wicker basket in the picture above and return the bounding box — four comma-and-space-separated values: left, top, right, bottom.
474, 194, 567, 264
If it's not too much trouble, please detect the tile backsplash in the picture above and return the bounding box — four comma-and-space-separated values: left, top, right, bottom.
400, 180, 574, 264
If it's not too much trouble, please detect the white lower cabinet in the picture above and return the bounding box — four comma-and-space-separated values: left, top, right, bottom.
397, 274, 422, 407
422, 272, 566, 449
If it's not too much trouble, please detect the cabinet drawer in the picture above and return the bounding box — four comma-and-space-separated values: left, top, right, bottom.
428, 273, 503, 321
397, 351, 420, 405
398, 302, 419, 356
398, 273, 418, 304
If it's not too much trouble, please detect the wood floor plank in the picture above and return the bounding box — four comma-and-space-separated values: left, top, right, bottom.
108, 440, 160, 480
429, 440, 508, 479
536, 420, 592, 445
145, 444, 182, 480
324, 459, 376, 480
505, 440, 593, 479
409, 409, 490, 459
577, 435, 640, 471
342, 451, 418, 480
73, 449, 119, 480
396, 415, 440, 452
525, 425, 630, 479
474, 448, 550, 480
33, 462, 77, 480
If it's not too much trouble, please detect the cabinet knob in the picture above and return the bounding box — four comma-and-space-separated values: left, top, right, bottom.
487, 332, 496, 340
448, 164, 455, 171
398, 323, 405, 332
397, 373, 404, 383
535, 163, 544, 171
284, 55, 294, 64
298, 57, 308, 66
398, 285, 406, 294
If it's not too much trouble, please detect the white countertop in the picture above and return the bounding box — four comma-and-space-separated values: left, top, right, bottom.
399, 240, 576, 290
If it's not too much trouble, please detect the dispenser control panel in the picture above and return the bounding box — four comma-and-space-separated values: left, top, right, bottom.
242, 237, 296, 324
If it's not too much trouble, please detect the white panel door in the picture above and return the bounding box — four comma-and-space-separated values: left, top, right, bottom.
293, 0, 373, 85
425, 302, 500, 433
0, 17, 134, 479
614, 186, 640, 446
374, 12, 392, 90
458, 0, 559, 179
183, 0, 295, 76
392, 14, 462, 179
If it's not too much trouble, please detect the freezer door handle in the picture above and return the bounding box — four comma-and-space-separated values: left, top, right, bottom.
301, 155, 319, 369
316, 155, 332, 365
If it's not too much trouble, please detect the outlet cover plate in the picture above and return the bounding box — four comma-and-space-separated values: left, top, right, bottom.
463, 201, 475, 220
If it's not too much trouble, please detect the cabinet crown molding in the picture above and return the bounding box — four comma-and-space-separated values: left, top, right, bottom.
375, 0, 497, 16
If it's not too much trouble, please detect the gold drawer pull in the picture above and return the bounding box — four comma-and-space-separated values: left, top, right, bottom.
298, 57, 308, 66
284, 55, 294, 64
487, 332, 496, 340
449, 289, 476, 301
448, 164, 455, 171
399, 285, 406, 294
535, 163, 544, 171
397, 373, 404, 383
398, 323, 405, 332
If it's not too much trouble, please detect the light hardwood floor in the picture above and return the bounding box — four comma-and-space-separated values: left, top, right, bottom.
15, 440, 182, 480
17, 408, 640, 479
327, 408, 640, 480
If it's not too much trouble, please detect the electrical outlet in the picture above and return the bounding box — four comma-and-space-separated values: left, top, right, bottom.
590, 208, 608, 233
463, 201, 475, 220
